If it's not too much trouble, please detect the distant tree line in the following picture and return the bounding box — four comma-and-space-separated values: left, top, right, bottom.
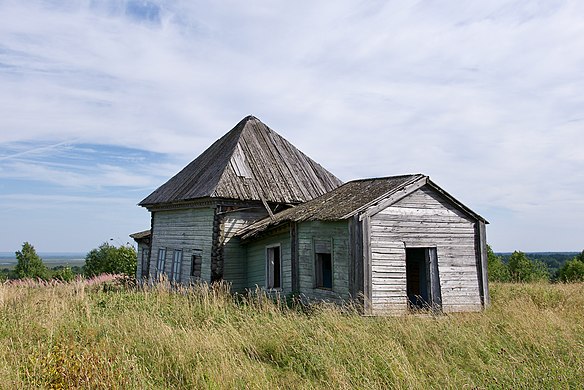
488, 245, 584, 283
0, 241, 137, 282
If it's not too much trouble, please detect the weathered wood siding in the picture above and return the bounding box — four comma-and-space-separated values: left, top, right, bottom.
297, 221, 351, 302
149, 207, 215, 283
135, 242, 149, 279
222, 207, 270, 292
369, 185, 482, 314
245, 229, 292, 293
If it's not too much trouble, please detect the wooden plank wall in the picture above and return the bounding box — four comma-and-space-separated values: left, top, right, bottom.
370, 241, 408, 315
296, 220, 351, 302
245, 230, 292, 293
369, 186, 483, 313
149, 207, 215, 283
135, 242, 149, 279
221, 207, 270, 292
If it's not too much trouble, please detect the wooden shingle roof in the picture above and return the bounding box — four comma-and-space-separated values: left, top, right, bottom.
140, 116, 343, 207
238, 174, 487, 240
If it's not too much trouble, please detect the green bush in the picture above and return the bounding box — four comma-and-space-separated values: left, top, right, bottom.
83, 243, 137, 277
487, 245, 510, 282
508, 250, 549, 283
557, 251, 584, 282
14, 242, 48, 280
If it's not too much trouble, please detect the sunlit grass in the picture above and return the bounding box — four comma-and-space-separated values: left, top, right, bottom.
1, 279, 583, 389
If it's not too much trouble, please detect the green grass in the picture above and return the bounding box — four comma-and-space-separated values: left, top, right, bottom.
1, 280, 583, 389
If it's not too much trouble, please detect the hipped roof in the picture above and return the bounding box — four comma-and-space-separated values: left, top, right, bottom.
140, 116, 343, 207
238, 174, 487, 240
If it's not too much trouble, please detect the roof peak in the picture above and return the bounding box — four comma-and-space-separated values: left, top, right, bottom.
140, 116, 342, 206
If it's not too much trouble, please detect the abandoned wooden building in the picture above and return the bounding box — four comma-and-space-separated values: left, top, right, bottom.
133, 115, 489, 314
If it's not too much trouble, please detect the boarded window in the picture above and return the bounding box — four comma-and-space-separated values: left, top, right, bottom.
314, 240, 332, 289
156, 248, 166, 279
171, 249, 182, 282
191, 251, 202, 278
141, 248, 150, 277
266, 245, 281, 289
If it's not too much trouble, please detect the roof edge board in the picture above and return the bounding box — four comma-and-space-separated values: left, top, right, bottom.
425, 179, 489, 224
356, 175, 428, 221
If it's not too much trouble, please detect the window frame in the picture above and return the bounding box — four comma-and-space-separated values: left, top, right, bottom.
141, 248, 150, 277
265, 244, 282, 290
171, 249, 183, 282
156, 248, 167, 279
314, 239, 333, 290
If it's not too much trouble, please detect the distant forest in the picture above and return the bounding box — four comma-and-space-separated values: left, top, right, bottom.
497, 252, 579, 276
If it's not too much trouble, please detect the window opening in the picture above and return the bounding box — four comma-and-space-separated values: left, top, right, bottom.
266, 245, 281, 289
314, 239, 332, 289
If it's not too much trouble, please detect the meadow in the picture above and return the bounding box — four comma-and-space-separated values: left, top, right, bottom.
0, 279, 583, 389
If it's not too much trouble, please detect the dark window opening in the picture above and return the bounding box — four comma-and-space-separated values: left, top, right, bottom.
267, 246, 281, 289
316, 253, 332, 289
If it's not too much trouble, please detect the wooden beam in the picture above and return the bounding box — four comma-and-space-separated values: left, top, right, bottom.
362, 216, 373, 315
290, 222, 299, 294
476, 220, 490, 307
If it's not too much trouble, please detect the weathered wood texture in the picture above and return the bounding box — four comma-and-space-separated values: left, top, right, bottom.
239, 175, 422, 240
296, 221, 351, 302
130, 230, 151, 279
149, 207, 215, 283
369, 185, 483, 314
245, 230, 292, 293
140, 116, 342, 207
221, 206, 270, 292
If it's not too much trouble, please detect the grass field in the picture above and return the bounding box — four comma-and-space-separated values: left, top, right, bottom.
1, 279, 583, 389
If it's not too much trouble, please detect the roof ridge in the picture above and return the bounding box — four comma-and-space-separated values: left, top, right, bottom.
346, 174, 424, 183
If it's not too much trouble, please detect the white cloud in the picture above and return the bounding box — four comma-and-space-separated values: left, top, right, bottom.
0, 0, 583, 251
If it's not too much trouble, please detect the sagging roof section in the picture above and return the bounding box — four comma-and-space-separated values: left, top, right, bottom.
238, 174, 488, 240
140, 116, 343, 207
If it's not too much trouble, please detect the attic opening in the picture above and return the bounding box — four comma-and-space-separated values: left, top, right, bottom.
405, 247, 441, 311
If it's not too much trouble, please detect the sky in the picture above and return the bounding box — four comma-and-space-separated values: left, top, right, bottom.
0, 0, 583, 253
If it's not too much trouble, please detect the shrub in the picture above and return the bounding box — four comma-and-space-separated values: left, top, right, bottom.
84, 243, 137, 278
14, 242, 48, 280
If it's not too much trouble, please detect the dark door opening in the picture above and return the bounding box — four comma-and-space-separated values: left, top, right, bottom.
406, 247, 441, 310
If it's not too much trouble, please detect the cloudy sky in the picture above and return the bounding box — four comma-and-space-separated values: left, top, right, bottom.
1, 0, 583, 253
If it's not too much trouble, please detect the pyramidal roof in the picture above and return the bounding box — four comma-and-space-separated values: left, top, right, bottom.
140, 116, 343, 207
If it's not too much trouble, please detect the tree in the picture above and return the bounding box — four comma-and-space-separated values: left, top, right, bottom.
84, 243, 137, 277
508, 250, 549, 283
487, 245, 510, 282
52, 266, 75, 282
14, 242, 48, 280
557, 250, 584, 282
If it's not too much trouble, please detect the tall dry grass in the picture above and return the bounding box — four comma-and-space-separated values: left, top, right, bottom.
1, 279, 583, 389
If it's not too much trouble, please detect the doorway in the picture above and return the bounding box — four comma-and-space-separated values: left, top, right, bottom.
405, 247, 441, 310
